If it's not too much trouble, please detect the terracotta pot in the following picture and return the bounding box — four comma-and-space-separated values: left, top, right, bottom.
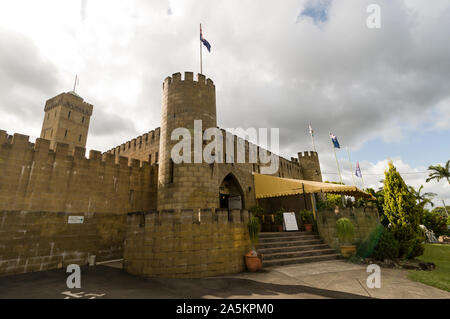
340, 245, 357, 258
245, 252, 263, 272
304, 224, 313, 232
277, 225, 283, 232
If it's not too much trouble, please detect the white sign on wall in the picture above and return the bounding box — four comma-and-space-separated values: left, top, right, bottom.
283, 212, 299, 231
68, 216, 84, 224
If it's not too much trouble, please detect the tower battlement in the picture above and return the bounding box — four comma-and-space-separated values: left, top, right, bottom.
298, 151, 319, 158
163, 72, 215, 90
44, 92, 93, 116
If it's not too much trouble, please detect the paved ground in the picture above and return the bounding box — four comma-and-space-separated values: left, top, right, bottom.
0, 260, 448, 299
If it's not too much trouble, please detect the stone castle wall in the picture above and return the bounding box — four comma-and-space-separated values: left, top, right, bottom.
124, 209, 251, 278
316, 207, 380, 250
0, 131, 158, 276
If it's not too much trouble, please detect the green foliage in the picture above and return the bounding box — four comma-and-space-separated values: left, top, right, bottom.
247, 217, 260, 251
371, 227, 400, 261
275, 208, 285, 224
317, 193, 344, 209
356, 224, 400, 260
422, 209, 450, 237
299, 210, 314, 224
249, 206, 264, 217
426, 160, 450, 184
383, 161, 424, 259
336, 218, 355, 244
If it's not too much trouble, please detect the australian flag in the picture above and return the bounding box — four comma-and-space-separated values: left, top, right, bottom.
200, 25, 211, 52
330, 133, 340, 149
355, 161, 362, 178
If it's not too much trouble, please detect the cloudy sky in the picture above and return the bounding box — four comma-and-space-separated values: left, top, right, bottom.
0, 0, 449, 206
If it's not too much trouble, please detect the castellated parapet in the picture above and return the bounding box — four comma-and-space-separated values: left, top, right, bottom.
0, 131, 156, 213
298, 151, 322, 182
158, 72, 217, 211
124, 209, 250, 278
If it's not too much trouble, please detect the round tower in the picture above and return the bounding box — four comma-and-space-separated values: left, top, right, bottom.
157, 72, 217, 211
298, 151, 323, 182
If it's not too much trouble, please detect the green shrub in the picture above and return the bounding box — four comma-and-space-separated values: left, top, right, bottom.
422, 210, 449, 237
247, 217, 260, 252
299, 210, 314, 224
249, 206, 265, 217
275, 208, 285, 224
371, 227, 400, 261
383, 162, 424, 258
336, 218, 355, 244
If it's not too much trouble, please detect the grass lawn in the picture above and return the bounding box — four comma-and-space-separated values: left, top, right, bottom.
408, 244, 450, 292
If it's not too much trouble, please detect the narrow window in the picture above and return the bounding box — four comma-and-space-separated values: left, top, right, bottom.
64, 129, 68, 137
82, 116, 85, 123
155, 152, 159, 163
169, 159, 174, 184
68, 111, 71, 119
149, 154, 152, 164
79, 134, 82, 142
129, 190, 134, 205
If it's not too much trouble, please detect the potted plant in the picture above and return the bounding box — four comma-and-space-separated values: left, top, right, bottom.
336, 217, 356, 257
275, 208, 285, 232
249, 206, 264, 232
245, 217, 263, 272
300, 210, 314, 232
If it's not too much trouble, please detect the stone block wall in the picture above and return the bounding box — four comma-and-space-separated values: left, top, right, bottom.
316, 207, 380, 250
124, 209, 251, 278
0, 131, 157, 276
0, 211, 125, 276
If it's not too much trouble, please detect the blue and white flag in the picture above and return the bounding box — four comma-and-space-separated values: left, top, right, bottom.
200, 25, 211, 52
330, 133, 340, 149
355, 161, 362, 178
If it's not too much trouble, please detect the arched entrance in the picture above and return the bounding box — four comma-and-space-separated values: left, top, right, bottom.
219, 173, 245, 210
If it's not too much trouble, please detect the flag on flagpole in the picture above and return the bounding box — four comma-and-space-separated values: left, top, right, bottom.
309, 123, 314, 137
200, 25, 211, 52
330, 133, 340, 149
355, 161, 362, 178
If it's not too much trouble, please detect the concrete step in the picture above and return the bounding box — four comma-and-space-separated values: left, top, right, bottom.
259, 235, 321, 243
259, 232, 318, 239
257, 244, 331, 255
263, 254, 341, 267
262, 248, 338, 261
257, 239, 324, 249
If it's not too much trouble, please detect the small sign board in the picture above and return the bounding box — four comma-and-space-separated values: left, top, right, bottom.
283, 212, 299, 231
68, 216, 84, 224
228, 195, 242, 210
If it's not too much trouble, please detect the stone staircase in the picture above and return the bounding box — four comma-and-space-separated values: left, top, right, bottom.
257, 232, 340, 267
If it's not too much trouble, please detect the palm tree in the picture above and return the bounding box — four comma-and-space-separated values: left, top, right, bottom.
426, 160, 450, 184
408, 185, 437, 208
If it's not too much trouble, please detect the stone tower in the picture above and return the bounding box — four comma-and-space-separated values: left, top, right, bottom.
157, 72, 218, 211
298, 151, 323, 182
40, 92, 93, 153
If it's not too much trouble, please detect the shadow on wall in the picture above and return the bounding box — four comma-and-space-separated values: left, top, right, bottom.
316, 207, 380, 250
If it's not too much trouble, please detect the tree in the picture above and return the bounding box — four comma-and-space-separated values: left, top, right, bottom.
383, 161, 424, 259
426, 160, 450, 184
408, 185, 437, 209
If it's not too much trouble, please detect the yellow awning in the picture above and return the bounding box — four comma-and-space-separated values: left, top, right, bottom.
253, 173, 375, 199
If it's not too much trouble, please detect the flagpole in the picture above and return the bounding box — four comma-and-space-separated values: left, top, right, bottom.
73, 75, 78, 92
309, 122, 316, 152
200, 24, 203, 75
346, 147, 356, 186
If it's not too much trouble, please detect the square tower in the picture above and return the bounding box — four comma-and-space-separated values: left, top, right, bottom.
40, 91, 93, 153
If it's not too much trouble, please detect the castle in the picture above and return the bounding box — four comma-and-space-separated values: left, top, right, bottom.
0, 72, 326, 278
